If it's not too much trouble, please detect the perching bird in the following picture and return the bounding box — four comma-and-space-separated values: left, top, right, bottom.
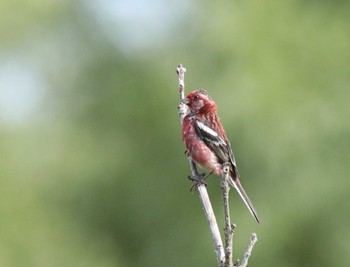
181, 89, 260, 223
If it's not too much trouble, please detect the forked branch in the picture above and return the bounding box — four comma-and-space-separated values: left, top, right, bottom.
176, 64, 257, 267
177, 64, 225, 266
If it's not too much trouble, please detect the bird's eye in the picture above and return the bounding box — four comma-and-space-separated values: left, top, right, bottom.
193, 95, 199, 100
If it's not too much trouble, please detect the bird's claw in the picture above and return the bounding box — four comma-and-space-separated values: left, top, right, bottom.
188, 173, 208, 192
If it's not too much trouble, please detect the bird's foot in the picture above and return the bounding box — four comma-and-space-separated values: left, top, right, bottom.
188, 171, 213, 192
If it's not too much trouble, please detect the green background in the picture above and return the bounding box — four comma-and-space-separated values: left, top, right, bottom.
1, 1, 349, 266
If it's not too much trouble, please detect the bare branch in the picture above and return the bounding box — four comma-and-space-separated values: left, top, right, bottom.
221, 163, 234, 267
238, 233, 258, 267
176, 65, 257, 267
176, 64, 186, 101
176, 64, 225, 266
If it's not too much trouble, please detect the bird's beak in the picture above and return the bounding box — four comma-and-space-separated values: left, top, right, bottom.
181, 98, 190, 105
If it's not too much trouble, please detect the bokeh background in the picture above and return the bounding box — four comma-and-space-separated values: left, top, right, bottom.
1, 1, 349, 266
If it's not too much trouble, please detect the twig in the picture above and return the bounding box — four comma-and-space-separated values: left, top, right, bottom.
221, 163, 234, 267
238, 233, 258, 267
176, 64, 186, 101
176, 64, 225, 266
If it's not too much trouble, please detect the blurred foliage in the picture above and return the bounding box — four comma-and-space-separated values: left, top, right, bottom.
1, 0, 350, 266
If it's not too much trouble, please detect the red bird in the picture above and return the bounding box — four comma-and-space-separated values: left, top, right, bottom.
182, 89, 260, 223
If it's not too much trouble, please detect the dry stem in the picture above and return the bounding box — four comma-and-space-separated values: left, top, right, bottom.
176, 64, 257, 267
221, 163, 234, 267
177, 64, 225, 266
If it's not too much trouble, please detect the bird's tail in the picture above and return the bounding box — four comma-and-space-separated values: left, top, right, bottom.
228, 175, 260, 223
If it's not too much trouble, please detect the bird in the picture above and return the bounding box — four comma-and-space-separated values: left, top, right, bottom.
181, 89, 260, 223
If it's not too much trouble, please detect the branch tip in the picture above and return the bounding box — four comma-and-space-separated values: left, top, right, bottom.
176, 64, 187, 74
238, 233, 258, 267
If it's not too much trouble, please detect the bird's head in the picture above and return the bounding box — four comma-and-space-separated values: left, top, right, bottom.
182, 89, 217, 115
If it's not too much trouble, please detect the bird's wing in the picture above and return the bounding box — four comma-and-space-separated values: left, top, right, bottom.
225, 139, 241, 179
194, 120, 230, 162
194, 120, 259, 223
194, 120, 240, 178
